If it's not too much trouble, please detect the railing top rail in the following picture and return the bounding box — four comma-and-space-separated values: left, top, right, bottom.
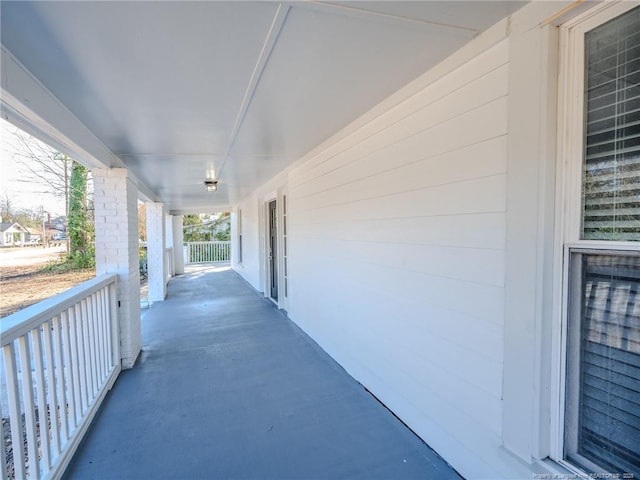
186, 241, 230, 245
1, 273, 117, 346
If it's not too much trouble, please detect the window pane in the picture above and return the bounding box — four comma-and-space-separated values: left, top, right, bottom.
565, 252, 640, 476
582, 7, 640, 241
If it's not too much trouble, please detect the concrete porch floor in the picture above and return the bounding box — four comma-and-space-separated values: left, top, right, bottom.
65, 266, 461, 480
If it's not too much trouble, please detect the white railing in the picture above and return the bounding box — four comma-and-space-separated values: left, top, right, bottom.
185, 241, 230, 264
0, 274, 120, 480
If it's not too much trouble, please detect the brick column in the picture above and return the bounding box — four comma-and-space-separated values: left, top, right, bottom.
172, 215, 185, 275
146, 202, 167, 303
93, 168, 141, 369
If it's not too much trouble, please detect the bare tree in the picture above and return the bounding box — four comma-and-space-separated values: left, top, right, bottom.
0, 190, 14, 219
4, 124, 94, 259
6, 126, 71, 219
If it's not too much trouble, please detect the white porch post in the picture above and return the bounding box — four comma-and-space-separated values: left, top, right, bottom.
147, 202, 167, 303
172, 215, 185, 275
165, 215, 174, 251
165, 214, 174, 278
93, 168, 141, 369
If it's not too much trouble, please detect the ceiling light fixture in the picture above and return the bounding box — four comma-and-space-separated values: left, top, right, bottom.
204, 179, 218, 192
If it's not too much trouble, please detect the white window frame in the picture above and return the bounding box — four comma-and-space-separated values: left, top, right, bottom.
237, 208, 243, 266
282, 193, 288, 301
553, 1, 640, 474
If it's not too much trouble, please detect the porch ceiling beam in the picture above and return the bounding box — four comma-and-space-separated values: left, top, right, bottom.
169, 207, 232, 216
0, 45, 160, 202
218, 2, 291, 178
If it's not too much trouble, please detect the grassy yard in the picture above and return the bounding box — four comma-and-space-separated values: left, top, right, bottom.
0, 262, 95, 318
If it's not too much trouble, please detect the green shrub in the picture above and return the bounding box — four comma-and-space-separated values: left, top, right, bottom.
39, 247, 95, 273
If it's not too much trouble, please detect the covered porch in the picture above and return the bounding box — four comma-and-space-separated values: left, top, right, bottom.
3, 1, 638, 479
64, 265, 458, 479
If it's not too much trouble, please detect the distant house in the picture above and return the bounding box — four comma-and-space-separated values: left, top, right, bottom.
0, 221, 28, 247
45, 215, 66, 233
26, 227, 42, 243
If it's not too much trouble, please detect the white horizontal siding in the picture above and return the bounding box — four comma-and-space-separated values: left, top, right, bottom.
292, 39, 510, 181
295, 211, 506, 249
234, 195, 261, 289
293, 97, 508, 204
287, 39, 511, 477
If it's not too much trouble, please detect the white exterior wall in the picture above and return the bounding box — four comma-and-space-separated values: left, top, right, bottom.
233, 3, 578, 478
233, 38, 519, 477
290, 40, 516, 478
233, 191, 264, 290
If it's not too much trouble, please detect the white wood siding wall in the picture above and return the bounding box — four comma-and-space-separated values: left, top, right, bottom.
286, 39, 514, 478
232, 5, 565, 471
234, 196, 261, 289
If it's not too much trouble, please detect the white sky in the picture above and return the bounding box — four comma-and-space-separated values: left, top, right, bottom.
1, 118, 66, 217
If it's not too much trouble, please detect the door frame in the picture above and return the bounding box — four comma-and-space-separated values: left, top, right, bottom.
261, 195, 278, 306
267, 199, 278, 302
260, 189, 288, 310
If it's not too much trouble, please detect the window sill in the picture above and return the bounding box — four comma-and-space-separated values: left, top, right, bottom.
535, 458, 594, 479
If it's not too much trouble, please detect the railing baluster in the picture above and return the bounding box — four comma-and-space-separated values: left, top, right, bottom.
103, 288, 111, 372
61, 309, 77, 431
69, 303, 83, 424
105, 286, 114, 370
93, 291, 101, 383
3, 343, 26, 479
42, 319, 61, 456
17, 334, 41, 478
91, 293, 101, 390
86, 294, 97, 397
95, 289, 103, 381
52, 315, 69, 442
97, 288, 107, 381
79, 299, 90, 411
110, 282, 120, 368
31, 326, 52, 471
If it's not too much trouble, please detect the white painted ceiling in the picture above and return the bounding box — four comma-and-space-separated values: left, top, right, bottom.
1, 1, 525, 213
